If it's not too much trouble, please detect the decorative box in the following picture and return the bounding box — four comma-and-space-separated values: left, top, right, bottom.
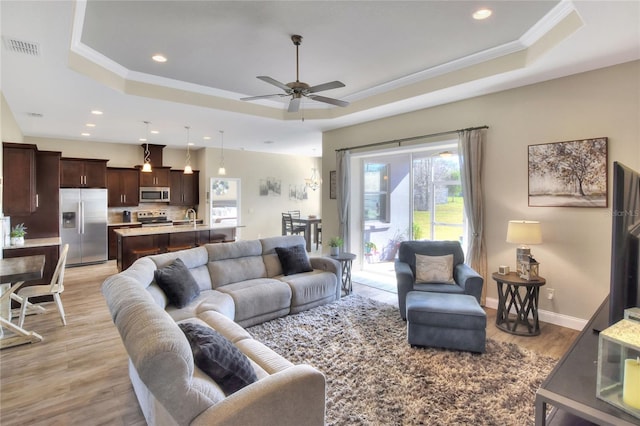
596, 315, 640, 419
518, 257, 539, 280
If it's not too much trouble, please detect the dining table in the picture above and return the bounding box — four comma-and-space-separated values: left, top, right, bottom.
0, 254, 45, 349
281, 216, 321, 252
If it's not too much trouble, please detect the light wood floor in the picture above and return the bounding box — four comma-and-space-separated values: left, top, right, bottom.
0, 260, 579, 425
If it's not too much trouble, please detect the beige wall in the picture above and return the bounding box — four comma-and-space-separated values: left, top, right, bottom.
322, 60, 640, 323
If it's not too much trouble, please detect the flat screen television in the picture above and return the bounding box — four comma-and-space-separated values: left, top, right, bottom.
608, 161, 640, 326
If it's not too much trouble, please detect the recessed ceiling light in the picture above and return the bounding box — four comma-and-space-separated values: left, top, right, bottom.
473, 8, 492, 20
203, 136, 211, 140
150, 130, 159, 134
91, 110, 103, 115
152, 54, 167, 63
139, 137, 147, 142
81, 132, 91, 136
86, 123, 96, 127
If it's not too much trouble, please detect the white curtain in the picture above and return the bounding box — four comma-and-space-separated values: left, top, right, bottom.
458, 128, 488, 305
336, 150, 351, 251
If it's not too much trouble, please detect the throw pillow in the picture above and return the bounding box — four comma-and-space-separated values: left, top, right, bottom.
154, 258, 200, 308
179, 322, 258, 395
415, 254, 455, 284
275, 244, 313, 276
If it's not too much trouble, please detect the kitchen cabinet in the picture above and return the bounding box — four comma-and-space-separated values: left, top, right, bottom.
107, 167, 139, 207
170, 170, 199, 206
138, 167, 170, 187
108, 224, 142, 260
3, 244, 59, 306
60, 158, 107, 188
2, 143, 37, 216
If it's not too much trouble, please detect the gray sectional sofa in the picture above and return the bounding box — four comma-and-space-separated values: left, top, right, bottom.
102, 235, 341, 426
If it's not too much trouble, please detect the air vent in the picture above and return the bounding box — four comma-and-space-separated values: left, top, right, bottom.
3, 37, 40, 56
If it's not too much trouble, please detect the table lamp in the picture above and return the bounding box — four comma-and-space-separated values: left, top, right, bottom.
506, 220, 542, 271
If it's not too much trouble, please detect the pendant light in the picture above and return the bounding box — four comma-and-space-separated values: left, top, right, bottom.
183, 126, 193, 174
141, 121, 152, 173
218, 130, 226, 176
305, 168, 320, 191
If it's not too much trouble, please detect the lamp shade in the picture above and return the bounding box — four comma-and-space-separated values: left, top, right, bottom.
506, 220, 542, 245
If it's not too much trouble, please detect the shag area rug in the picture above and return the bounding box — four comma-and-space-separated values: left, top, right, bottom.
247, 295, 557, 426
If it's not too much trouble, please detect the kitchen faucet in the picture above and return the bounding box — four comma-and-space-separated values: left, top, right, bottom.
186, 208, 197, 227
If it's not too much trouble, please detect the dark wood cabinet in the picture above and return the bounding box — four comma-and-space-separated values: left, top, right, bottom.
3, 245, 59, 305
3, 143, 37, 216
60, 158, 107, 188
139, 167, 170, 187
170, 170, 199, 206
108, 224, 141, 260
107, 168, 139, 207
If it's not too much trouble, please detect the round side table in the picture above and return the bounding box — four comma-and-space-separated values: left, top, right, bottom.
329, 252, 356, 295
492, 272, 546, 336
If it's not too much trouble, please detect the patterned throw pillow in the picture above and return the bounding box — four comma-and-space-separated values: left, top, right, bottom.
275, 244, 313, 276
415, 254, 455, 284
179, 322, 258, 395
154, 258, 200, 308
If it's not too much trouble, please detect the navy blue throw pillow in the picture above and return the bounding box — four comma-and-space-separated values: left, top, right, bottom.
275, 244, 313, 276
179, 322, 258, 395
154, 258, 200, 308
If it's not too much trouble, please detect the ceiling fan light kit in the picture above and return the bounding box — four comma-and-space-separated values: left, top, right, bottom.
241, 35, 349, 113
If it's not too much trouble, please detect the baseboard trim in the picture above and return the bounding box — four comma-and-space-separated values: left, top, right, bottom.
485, 297, 587, 331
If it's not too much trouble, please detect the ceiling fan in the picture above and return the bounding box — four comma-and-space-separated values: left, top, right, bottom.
240, 35, 349, 113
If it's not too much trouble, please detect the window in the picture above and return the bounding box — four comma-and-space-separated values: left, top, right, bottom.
363, 163, 389, 222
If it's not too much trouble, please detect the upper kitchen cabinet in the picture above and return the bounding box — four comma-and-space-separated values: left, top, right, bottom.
138, 166, 170, 187
60, 158, 107, 188
107, 167, 139, 207
170, 170, 199, 206
3, 143, 37, 216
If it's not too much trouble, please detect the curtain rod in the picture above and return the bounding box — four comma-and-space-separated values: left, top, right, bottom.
335, 125, 488, 153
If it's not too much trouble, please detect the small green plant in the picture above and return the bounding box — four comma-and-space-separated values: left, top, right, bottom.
328, 236, 343, 248
364, 241, 377, 253
10, 223, 27, 238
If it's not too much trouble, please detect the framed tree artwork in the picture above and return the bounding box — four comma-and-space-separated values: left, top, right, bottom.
528, 137, 608, 207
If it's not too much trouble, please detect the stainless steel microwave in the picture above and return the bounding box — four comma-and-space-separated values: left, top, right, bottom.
139, 187, 170, 203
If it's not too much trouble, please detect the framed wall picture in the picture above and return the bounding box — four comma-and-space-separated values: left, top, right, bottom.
330, 170, 337, 199
528, 137, 608, 207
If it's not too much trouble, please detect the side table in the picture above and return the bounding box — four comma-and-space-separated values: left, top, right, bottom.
329, 252, 356, 295
492, 271, 546, 336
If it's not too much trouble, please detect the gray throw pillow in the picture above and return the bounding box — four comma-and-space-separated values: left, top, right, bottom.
154, 258, 200, 308
275, 244, 313, 275
179, 322, 258, 395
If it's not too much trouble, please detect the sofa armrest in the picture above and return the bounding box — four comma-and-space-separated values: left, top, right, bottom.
310, 257, 342, 300
454, 263, 484, 304
191, 364, 325, 426
395, 260, 415, 320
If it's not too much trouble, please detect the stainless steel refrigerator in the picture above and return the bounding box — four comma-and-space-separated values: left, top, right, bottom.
60, 188, 108, 266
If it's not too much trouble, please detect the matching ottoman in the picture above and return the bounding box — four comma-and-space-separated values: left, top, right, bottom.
406, 291, 486, 353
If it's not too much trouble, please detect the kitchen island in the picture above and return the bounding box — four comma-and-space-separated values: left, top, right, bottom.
115, 224, 237, 271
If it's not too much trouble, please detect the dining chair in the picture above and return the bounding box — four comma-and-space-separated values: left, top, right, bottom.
14, 244, 69, 327
282, 213, 305, 236
288, 210, 301, 219
315, 224, 322, 250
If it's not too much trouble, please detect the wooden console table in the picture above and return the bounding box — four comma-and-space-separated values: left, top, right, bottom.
535, 298, 638, 425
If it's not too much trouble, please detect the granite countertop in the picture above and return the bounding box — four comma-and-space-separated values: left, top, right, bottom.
3, 237, 61, 250
108, 221, 142, 227
114, 224, 239, 237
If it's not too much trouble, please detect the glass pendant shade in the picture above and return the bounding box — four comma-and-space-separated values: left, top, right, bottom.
184, 126, 193, 174
142, 121, 153, 172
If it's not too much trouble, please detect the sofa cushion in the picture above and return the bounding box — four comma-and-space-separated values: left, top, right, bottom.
154, 258, 201, 308
415, 254, 454, 284
275, 244, 313, 276
217, 278, 292, 327
179, 322, 258, 396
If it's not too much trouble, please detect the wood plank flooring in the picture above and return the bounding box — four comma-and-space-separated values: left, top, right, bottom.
0, 261, 579, 425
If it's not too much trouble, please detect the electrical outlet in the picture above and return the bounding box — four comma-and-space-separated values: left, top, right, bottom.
546, 288, 555, 300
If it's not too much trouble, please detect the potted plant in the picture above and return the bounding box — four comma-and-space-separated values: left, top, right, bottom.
10, 223, 27, 246
328, 236, 343, 256
364, 241, 377, 263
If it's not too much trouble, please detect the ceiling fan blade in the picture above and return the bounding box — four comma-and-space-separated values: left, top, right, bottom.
288, 97, 301, 113
307, 94, 350, 108
240, 94, 288, 101
307, 80, 345, 93
257, 76, 292, 92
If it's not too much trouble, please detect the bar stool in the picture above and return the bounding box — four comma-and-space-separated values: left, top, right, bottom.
132, 247, 161, 260
166, 245, 194, 253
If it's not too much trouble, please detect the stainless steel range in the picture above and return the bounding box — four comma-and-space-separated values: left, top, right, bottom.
137, 210, 173, 227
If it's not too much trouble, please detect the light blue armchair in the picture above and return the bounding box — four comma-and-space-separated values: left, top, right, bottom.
395, 240, 484, 320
